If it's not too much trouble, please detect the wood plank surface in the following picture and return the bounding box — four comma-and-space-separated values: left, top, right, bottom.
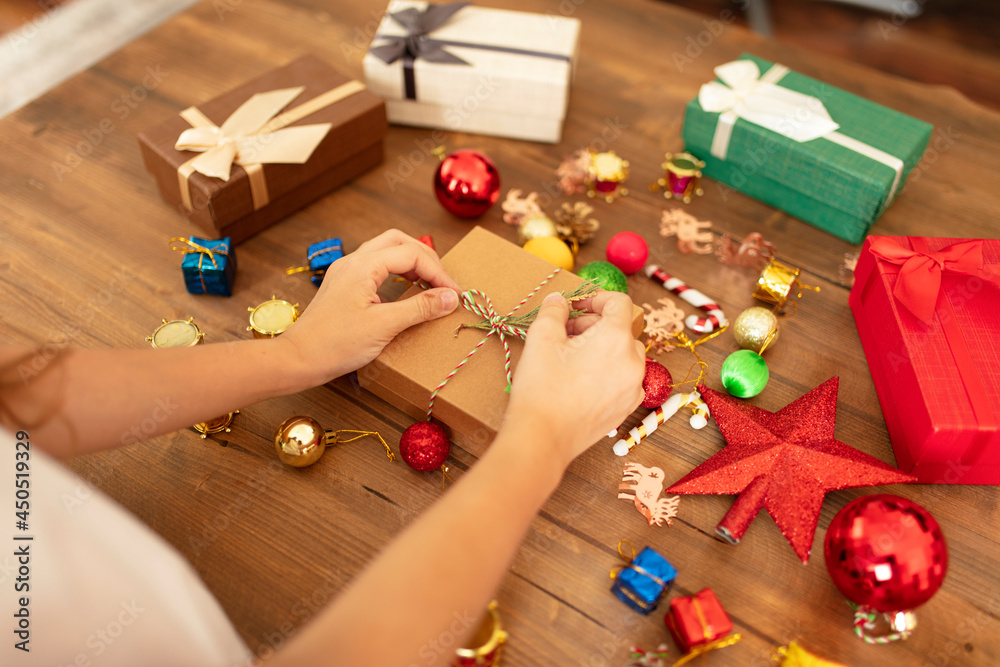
2, 0, 998, 665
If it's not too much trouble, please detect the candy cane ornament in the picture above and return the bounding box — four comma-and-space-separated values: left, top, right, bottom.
645, 265, 727, 333
612, 392, 709, 456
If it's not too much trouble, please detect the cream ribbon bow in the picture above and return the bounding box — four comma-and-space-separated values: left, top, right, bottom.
698, 60, 839, 160
175, 86, 333, 182
698, 59, 906, 202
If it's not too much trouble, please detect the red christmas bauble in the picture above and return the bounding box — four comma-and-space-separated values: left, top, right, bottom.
824, 494, 947, 612
641, 358, 673, 408
433, 149, 501, 219
606, 231, 649, 275
399, 422, 450, 472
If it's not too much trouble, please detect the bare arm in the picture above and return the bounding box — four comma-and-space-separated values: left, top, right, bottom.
0, 230, 460, 459
272, 290, 646, 667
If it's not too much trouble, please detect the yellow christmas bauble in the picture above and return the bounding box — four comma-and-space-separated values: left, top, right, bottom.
523, 236, 574, 271
274, 415, 326, 467
517, 215, 559, 246
733, 306, 779, 353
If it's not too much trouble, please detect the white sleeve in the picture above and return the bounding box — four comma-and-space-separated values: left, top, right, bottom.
1, 429, 253, 667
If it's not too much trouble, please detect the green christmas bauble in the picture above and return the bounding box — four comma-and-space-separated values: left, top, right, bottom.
578, 261, 628, 294
720, 349, 769, 398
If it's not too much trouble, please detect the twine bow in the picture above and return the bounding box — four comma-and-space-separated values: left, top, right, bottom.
169, 236, 229, 294
425, 270, 597, 417
368, 2, 472, 65
869, 237, 1000, 323
174, 80, 365, 210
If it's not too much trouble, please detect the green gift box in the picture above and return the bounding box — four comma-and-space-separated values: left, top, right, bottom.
682, 54, 933, 244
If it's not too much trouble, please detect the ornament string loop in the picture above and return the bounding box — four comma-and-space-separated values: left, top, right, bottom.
325, 429, 396, 462
663, 325, 728, 389
757, 327, 778, 356
850, 603, 913, 644
775, 280, 821, 317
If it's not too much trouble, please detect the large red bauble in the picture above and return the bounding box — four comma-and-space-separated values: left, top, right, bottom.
399, 422, 450, 472
433, 149, 501, 219
641, 358, 673, 408
824, 494, 947, 612
606, 231, 649, 275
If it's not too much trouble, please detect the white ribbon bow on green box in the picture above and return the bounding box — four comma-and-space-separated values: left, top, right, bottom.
698, 60, 905, 201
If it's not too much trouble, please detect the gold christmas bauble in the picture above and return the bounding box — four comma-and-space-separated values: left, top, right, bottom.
517, 214, 559, 246
733, 307, 779, 353
523, 236, 574, 271
274, 415, 326, 467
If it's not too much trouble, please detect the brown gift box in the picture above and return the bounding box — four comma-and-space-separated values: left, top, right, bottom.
358, 227, 644, 452
138, 55, 387, 245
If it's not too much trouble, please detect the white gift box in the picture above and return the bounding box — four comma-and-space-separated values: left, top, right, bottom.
363, 1, 580, 143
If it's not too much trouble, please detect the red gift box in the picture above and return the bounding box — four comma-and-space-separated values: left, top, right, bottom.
665, 588, 733, 653
850, 236, 1000, 484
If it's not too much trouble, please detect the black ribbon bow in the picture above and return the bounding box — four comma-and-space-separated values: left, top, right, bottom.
368, 2, 472, 66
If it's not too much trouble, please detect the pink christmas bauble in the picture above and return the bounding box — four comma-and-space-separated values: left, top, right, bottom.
606, 231, 649, 275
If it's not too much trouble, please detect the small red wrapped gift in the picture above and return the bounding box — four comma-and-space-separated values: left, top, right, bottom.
850, 236, 1000, 485
664, 588, 739, 660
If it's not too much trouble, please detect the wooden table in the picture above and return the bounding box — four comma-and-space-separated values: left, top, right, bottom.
3, 1, 998, 664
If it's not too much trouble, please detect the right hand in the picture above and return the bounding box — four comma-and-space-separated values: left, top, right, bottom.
503, 290, 646, 467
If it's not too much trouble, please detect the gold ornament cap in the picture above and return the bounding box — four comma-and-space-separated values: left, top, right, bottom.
248, 295, 300, 338
145, 318, 204, 349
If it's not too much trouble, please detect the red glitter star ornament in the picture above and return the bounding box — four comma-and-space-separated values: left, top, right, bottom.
666, 377, 916, 563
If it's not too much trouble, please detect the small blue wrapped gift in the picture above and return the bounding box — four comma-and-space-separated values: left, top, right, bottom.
172, 236, 236, 297
611, 545, 677, 614
287, 238, 344, 286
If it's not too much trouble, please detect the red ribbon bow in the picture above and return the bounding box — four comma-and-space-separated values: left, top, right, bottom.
869, 238, 1000, 322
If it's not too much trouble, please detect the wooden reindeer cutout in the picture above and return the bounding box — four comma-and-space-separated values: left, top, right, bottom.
619, 462, 681, 527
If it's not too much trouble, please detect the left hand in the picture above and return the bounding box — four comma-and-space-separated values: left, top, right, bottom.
278, 230, 460, 385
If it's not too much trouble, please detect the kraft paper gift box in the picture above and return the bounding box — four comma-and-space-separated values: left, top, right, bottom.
358, 226, 644, 452
611, 546, 677, 614
139, 55, 387, 245
682, 54, 933, 244
850, 236, 1000, 484
665, 588, 735, 654
363, 1, 580, 144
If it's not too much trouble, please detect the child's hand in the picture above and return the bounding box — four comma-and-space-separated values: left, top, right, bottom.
503, 290, 645, 467
278, 230, 460, 385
